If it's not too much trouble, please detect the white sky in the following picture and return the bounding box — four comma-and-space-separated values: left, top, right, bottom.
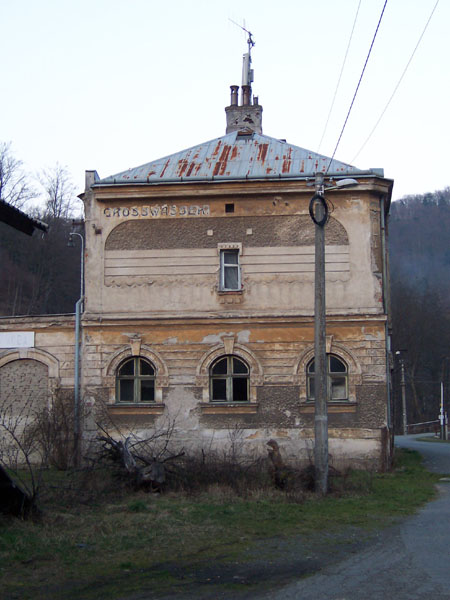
1, 0, 448, 203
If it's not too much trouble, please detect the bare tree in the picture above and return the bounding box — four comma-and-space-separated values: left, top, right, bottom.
0, 141, 36, 209
0, 165, 82, 315
29, 389, 77, 470
39, 163, 80, 220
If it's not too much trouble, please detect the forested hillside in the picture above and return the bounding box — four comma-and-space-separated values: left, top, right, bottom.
0, 217, 81, 316
0, 142, 82, 316
389, 187, 450, 428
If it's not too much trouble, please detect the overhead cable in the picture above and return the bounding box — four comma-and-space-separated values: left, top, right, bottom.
317, 0, 362, 154
351, 0, 440, 163
326, 0, 388, 174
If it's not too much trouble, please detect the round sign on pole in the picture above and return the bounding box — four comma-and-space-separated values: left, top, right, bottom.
309, 193, 328, 227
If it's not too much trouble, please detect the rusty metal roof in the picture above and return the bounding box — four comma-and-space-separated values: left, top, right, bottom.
97, 131, 381, 186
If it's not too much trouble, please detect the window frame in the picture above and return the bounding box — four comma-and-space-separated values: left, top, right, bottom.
116, 356, 156, 404
306, 354, 349, 402
218, 245, 241, 292
209, 355, 249, 403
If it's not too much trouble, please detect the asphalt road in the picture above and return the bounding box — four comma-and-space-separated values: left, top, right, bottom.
256, 434, 450, 600
395, 433, 450, 473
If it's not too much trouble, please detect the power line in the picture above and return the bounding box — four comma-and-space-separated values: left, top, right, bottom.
351, 0, 440, 164
317, 0, 362, 154
326, 0, 388, 174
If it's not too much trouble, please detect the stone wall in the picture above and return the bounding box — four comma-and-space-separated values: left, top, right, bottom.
78, 316, 389, 469
104, 215, 349, 249
0, 314, 389, 469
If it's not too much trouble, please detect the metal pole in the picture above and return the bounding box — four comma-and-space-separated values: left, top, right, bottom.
312, 172, 328, 495
69, 232, 84, 467
441, 357, 449, 441
400, 358, 407, 435
74, 298, 82, 466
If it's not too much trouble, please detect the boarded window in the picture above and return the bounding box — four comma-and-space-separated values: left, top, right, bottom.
307, 355, 348, 402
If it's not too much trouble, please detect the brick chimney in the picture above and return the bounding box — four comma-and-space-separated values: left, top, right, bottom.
225, 85, 263, 134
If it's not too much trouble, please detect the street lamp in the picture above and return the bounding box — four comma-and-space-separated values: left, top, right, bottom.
68, 231, 84, 467
310, 172, 358, 495
440, 357, 449, 440
395, 350, 408, 435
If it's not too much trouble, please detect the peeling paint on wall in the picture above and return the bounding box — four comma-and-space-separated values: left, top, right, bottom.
237, 330, 251, 343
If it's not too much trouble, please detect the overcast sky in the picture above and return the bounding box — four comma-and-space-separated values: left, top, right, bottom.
1, 0, 447, 203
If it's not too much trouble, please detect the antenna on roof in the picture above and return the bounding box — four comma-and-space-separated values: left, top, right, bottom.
225, 20, 262, 133
229, 19, 255, 87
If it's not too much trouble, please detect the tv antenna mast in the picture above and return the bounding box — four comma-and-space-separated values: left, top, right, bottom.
229, 19, 255, 86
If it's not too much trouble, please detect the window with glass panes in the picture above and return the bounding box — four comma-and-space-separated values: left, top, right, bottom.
210, 355, 249, 402
220, 249, 240, 291
116, 357, 155, 403
307, 355, 348, 401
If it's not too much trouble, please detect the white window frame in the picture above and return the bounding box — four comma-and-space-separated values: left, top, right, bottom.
218, 243, 242, 291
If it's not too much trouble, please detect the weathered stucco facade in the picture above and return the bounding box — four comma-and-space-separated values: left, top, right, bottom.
0, 80, 393, 469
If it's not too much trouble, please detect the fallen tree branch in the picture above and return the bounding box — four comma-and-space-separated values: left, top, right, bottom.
96, 425, 184, 492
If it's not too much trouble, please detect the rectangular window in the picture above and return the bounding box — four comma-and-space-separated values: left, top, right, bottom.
220, 249, 240, 291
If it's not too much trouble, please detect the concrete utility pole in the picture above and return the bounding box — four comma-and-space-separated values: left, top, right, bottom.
312, 172, 328, 495
310, 173, 358, 494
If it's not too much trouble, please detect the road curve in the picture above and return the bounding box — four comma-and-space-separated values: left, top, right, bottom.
256, 435, 450, 600
395, 433, 450, 473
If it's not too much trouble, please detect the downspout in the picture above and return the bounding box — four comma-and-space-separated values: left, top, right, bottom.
74, 296, 83, 467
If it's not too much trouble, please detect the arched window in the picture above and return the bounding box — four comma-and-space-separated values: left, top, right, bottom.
116, 357, 155, 403
307, 355, 348, 402
210, 355, 249, 402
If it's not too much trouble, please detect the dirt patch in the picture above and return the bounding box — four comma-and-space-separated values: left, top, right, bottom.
114, 526, 383, 600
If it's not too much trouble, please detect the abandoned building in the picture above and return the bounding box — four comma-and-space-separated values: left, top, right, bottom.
0, 50, 393, 469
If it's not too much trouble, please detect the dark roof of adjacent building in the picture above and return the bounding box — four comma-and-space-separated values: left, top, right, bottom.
0, 200, 48, 236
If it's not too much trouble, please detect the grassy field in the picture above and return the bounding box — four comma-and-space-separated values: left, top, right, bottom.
0, 449, 440, 600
